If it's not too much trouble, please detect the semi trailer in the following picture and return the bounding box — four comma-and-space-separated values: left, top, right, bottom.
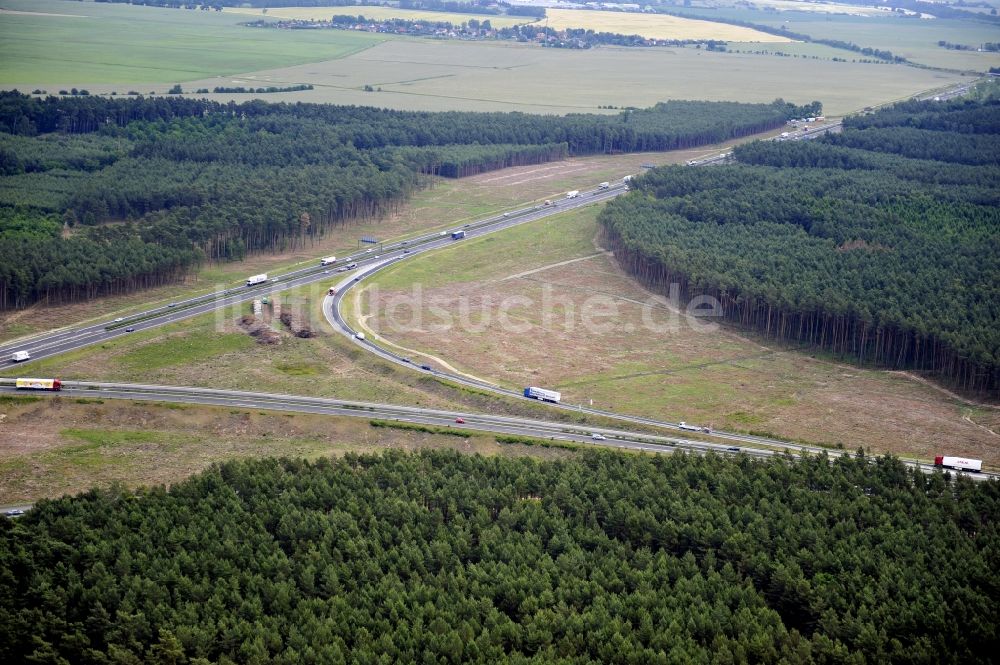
15, 378, 61, 391
524, 386, 561, 403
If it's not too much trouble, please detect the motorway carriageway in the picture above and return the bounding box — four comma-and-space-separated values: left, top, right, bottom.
2, 379, 993, 482
0, 164, 963, 471
0, 87, 975, 469
0, 80, 969, 368
0, 186, 625, 367
320, 188, 997, 479
0, 379, 769, 460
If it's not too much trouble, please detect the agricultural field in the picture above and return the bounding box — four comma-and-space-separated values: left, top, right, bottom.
706, 0, 925, 16
682, 5, 1000, 70
0, 0, 384, 85
542, 8, 792, 41
184, 38, 965, 115
359, 195, 1000, 467
224, 5, 528, 29
0, 395, 568, 504
0, 0, 968, 113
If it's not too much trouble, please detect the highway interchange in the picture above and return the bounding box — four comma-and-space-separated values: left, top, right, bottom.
2, 84, 994, 488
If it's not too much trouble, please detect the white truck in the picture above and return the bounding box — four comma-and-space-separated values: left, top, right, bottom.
10, 350, 30, 362
320, 256, 337, 266
934, 456, 982, 473
246, 273, 268, 287
523, 386, 561, 403
598, 182, 610, 189
678, 421, 701, 432
566, 190, 580, 199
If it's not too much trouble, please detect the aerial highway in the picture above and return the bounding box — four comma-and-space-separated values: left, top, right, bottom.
9, 76, 961, 369
2, 379, 993, 482
0, 378, 770, 459
0, 186, 624, 367
1, 80, 980, 469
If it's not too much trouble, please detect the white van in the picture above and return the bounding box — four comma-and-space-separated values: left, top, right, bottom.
10, 350, 30, 362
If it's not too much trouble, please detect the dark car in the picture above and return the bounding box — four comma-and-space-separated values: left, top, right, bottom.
420, 365, 432, 371
124, 327, 136, 333
727, 447, 740, 452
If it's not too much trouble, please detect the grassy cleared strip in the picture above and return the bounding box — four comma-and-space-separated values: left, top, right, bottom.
495, 434, 582, 450
369, 418, 474, 438
0, 394, 40, 405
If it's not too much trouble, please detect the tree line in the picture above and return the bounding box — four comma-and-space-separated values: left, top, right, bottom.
0, 449, 996, 664
0, 92, 814, 309
599, 97, 1000, 396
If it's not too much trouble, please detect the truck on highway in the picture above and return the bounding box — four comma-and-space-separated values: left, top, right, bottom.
320, 256, 337, 266
451, 230, 466, 240
598, 182, 610, 189
246, 273, 268, 287
566, 190, 580, 199
10, 350, 30, 362
328, 286, 337, 296
524, 386, 561, 403
934, 456, 982, 473
16, 378, 61, 391
678, 421, 701, 432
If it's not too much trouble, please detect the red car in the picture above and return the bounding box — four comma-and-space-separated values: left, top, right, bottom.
455, 417, 465, 424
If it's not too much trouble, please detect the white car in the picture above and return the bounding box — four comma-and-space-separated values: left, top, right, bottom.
355, 332, 366, 340
113, 317, 124, 323
591, 433, 607, 441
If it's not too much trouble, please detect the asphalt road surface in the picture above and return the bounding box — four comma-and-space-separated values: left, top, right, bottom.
2, 380, 991, 483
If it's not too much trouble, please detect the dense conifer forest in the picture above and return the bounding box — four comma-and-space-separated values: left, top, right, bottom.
0, 450, 996, 664
0, 93, 814, 310
599, 98, 1000, 396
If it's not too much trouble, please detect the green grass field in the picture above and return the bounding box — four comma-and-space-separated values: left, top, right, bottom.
0, 0, 383, 85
